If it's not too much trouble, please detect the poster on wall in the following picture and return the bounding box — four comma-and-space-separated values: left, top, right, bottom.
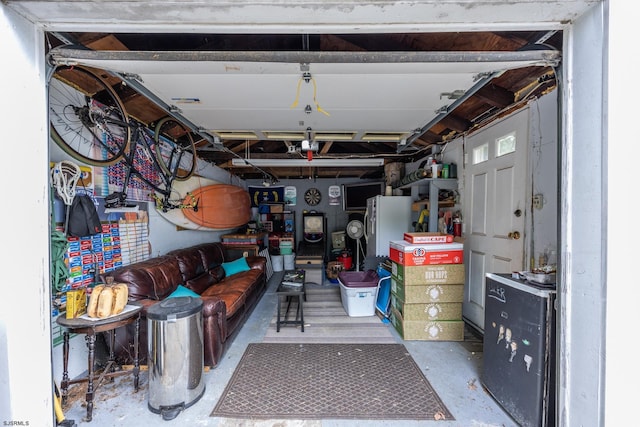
78, 165, 94, 190
328, 185, 341, 206
284, 186, 297, 206
249, 186, 285, 207
108, 160, 157, 202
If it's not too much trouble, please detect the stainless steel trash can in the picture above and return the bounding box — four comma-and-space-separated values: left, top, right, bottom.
147, 296, 205, 420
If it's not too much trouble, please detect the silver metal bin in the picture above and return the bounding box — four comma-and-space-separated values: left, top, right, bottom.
147, 296, 205, 420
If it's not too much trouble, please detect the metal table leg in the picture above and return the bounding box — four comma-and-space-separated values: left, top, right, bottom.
277, 296, 282, 332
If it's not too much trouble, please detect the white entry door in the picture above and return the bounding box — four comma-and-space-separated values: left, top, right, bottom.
463, 109, 528, 330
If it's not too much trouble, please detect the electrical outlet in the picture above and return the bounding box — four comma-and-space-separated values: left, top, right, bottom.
533, 194, 543, 210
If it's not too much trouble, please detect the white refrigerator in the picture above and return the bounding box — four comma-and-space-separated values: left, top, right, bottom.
364, 195, 413, 257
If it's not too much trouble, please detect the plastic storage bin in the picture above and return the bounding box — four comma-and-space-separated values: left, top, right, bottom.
280, 240, 293, 255
283, 253, 295, 270
147, 297, 205, 420
272, 255, 284, 272
338, 270, 380, 317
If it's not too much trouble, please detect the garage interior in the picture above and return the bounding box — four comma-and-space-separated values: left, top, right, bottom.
43, 28, 560, 426
2, 1, 623, 427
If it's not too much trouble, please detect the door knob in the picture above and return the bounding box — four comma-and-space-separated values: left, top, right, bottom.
508, 231, 521, 240
514, 209, 522, 217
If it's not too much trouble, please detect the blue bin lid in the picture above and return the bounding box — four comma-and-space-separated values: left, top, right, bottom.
147, 296, 203, 320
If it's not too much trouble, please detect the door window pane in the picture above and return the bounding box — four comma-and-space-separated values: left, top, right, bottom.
473, 143, 489, 164
496, 132, 516, 156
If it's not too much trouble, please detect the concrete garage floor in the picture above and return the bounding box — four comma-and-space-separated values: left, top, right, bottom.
58, 271, 518, 427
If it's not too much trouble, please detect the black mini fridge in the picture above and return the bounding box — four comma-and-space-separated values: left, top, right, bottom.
482, 273, 556, 427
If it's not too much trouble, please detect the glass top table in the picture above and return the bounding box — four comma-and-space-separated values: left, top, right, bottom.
276, 270, 306, 332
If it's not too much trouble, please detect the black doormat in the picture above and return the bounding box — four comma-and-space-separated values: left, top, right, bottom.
211, 343, 454, 421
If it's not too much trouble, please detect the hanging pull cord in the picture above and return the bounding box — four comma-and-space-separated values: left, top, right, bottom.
290, 77, 303, 109
311, 77, 330, 116
290, 77, 330, 117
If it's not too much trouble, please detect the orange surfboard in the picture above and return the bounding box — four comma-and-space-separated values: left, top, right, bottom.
183, 184, 251, 229
155, 175, 223, 231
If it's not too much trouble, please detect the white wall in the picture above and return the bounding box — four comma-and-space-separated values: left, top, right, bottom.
560, 5, 606, 425
606, 2, 640, 426
529, 92, 559, 263
0, 5, 54, 426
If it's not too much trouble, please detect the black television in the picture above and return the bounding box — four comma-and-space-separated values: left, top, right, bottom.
342, 181, 385, 211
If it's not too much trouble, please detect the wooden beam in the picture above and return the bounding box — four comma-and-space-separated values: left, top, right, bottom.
474, 84, 514, 108
229, 140, 261, 154
439, 114, 471, 133
319, 141, 333, 154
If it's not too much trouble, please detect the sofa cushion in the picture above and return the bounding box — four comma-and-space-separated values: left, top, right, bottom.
219, 269, 262, 295
221, 257, 251, 276
109, 255, 182, 300
201, 286, 247, 317
186, 272, 215, 294
209, 265, 226, 283
166, 247, 206, 282
168, 284, 200, 298
245, 256, 267, 271
196, 243, 226, 269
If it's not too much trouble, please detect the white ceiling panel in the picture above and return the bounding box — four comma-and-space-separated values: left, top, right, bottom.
49, 50, 556, 142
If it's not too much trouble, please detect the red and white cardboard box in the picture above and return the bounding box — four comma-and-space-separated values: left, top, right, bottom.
403, 232, 454, 244
389, 240, 463, 266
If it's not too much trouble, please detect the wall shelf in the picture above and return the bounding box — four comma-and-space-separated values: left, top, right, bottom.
412, 199, 455, 211
399, 178, 458, 232
259, 202, 295, 252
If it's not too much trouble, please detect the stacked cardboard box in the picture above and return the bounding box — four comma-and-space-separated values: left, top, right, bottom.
388, 234, 465, 341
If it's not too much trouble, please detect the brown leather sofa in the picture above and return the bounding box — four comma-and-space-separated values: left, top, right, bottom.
105, 242, 267, 368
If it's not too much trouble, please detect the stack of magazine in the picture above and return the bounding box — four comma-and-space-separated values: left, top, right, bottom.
282, 270, 305, 287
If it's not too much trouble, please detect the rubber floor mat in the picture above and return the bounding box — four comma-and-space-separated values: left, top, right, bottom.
211, 342, 454, 421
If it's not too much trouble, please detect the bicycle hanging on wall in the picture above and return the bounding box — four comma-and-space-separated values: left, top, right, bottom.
48, 65, 198, 212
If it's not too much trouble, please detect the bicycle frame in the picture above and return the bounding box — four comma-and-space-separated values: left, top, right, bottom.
105, 121, 194, 212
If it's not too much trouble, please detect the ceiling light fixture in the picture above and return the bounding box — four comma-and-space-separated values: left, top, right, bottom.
231, 158, 384, 167
361, 132, 407, 142
313, 132, 356, 141
264, 131, 306, 140
213, 131, 259, 139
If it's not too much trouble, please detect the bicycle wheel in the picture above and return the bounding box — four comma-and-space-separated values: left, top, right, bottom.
154, 116, 197, 181
49, 65, 130, 166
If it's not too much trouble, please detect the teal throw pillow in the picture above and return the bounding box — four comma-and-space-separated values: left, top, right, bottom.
168, 284, 200, 299
221, 257, 251, 276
